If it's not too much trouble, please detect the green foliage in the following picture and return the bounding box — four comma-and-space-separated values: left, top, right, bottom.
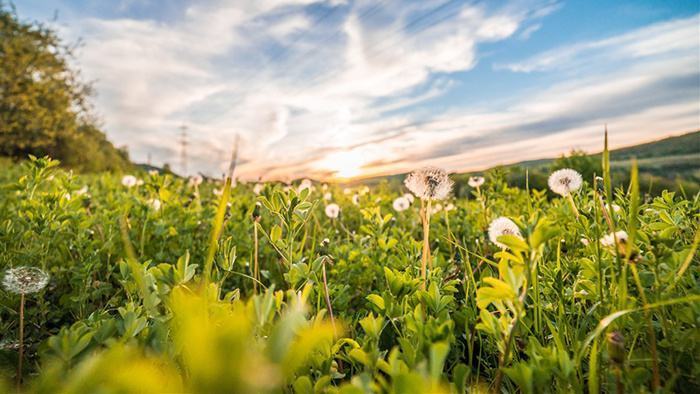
0, 155, 698, 393
0, 4, 131, 172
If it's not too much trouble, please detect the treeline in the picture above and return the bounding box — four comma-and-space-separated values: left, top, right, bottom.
0, 3, 131, 172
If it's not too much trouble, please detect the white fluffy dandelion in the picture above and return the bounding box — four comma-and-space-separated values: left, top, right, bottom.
444, 203, 455, 212
392, 196, 410, 212
188, 175, 203, 187
404, 167, 453, 201
325, 203, 340, 219
75, 186, 89, 196
121, 175, 138, 188
323, 192, 333, 201
2, 267, 49, 295
488, 217, 522, 248
403, 193, 415, 203
253, 183, 265, 195
600, 230, 628, 247
352, 194, 360, 205
149, 199, 162, 211
298, 179, 313, 193
606, 203, 622, 213
468, 176, 485, 188
548, 168, 583, 196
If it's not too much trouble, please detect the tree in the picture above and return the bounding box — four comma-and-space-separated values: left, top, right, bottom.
0, 3, 131, 172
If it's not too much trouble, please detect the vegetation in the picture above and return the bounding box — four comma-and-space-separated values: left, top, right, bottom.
0, 3, 131, 172
0, 139, 697, 393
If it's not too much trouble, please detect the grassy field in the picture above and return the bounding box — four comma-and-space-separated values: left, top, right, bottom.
0, 148, 698, 393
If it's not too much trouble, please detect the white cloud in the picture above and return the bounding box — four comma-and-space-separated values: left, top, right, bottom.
498, 15, 700, 73
47, 1, 698, 180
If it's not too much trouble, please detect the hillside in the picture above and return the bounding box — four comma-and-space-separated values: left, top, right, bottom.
356, 130, 700, 196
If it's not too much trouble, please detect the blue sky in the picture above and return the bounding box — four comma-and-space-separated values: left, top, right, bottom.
16, 0, 700, 179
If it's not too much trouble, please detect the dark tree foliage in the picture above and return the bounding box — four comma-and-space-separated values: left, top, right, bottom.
0, 3, 131, 172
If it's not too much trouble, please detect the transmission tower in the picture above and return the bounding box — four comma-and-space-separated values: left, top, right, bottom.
179, 125, 188, 175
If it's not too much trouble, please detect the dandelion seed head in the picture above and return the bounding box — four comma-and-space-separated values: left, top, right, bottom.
75, 186, 89, 196
403, 193, 415, 203
323, 192, 332, 201
188, 175, 203, 187
606, 203, 621, 213
488, 217, 522, 248
298, 179, 313, 193
253, 183, 264, 195
392, 196, 410, 212
2, 266, 49, 295
548, 168, 583, 196
325, 203, 340, 219
352, 194, 360, 205
468, 176, 485, 188
600, 230, 628, 247
121, 175, 138, 187
404, 167, 453, 201
150, 199, 162, 211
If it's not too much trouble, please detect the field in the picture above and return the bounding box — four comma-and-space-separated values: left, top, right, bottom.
0, 146, 698, 394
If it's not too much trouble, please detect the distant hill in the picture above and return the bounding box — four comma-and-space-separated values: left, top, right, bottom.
356, 130, 700, 196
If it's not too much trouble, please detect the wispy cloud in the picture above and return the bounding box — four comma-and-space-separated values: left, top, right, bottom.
45, 1, 699, 179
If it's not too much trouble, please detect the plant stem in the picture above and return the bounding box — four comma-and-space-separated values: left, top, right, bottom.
17, 293, 24, 391
321, 257, 336, 335
253, 220, 259, 294
630, 264, 660, 390
566, 194, 580, 219
420, 199, 432, 289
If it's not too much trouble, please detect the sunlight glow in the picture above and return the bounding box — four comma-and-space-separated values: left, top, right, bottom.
322, 150, 367, 180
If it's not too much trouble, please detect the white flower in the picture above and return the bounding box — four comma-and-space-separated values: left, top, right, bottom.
150, 199, 162, 211
352, 194, 360, 205
445, 203, 455, 211
188, 175, 203, 187
392, 196, 410, 212
606, 203, 621, 213
325, 203, 340, 219
488, 217, 522, 248
75, 186, 89, 196
600, 231, 628, 247
253, 183, 265, 195
148, 170, 158, 176
548, 168, 583, 196
404, 167, 453, 201
431, 203, 443, 215
581, 238, 590, 246
121, 175, 138, 187
468, 176, 485, 188
2, 267, 49, 295
324, 192, 332, 201
298, 179, 313, 193
403, 193, 415, 203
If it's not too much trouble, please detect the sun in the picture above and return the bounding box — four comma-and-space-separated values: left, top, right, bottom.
322, 151, 366, 180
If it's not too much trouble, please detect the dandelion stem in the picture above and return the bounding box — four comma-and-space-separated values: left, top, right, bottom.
321, 257, 336, 335
566, 194, 580, 219
420, 199, 432, 288
253, 220, 259, 294
17, 293, 24, 391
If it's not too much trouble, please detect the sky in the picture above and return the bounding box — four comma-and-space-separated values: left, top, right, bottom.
16, 0, 700, 180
